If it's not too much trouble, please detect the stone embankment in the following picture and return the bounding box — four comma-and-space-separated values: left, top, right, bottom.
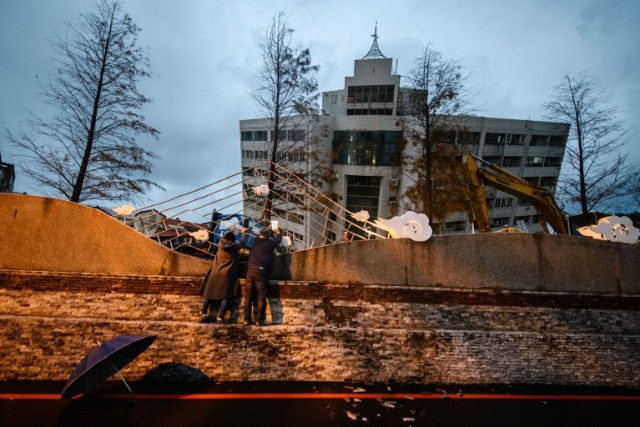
2, 270, 639, 386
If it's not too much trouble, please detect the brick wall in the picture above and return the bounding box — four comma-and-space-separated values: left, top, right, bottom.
1, 270, 639, 386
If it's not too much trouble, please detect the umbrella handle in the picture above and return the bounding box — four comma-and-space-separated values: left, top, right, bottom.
97, 341, 136, 403
111, 360, 137, 404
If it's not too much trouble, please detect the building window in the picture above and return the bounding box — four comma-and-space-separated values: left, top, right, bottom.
485, 133, 506, 145
491, 217, 510, 227
347, 85, 395, 104
288, 212, 305, 225
525, 177, 540, 186
529, 135, 549, 146
502, 157, 522, 167
458, 131, 481, 145
346, 175, 380, 239
241, 130, 268, 141
527, 156, 544, 167
540, 177, 557, 187
272, 129, 306, 141
549, 135, 566, 147
432, 129, 456, 144
288, 129, 305, 141
493, 198, 514, 208
544, 157, 562, 167
287, 151, 306, 163
252, 150, 269, 160
332, 131, 403, 166
507, 134, 525, 145
346, 175, 380, 217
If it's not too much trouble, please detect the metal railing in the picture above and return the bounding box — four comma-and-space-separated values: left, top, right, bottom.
113, 161, 388, 258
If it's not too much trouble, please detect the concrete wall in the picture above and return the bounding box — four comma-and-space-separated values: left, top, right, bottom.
280, 234, 640, 294
3, 194, 638, 298
0, 194, 209, 276
2, 270, 639, 386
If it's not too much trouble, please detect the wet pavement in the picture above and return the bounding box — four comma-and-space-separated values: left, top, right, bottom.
1, 380, 639, 427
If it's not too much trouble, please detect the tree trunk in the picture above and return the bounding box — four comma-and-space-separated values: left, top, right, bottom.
70, 6, 114, 202
423, 91, 432, 218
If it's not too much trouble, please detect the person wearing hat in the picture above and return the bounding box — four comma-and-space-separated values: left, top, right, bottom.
243, 221, 282, 326
199, 229, 248, 323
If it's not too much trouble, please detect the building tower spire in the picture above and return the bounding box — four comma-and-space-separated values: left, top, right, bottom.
362, 23, 386, 59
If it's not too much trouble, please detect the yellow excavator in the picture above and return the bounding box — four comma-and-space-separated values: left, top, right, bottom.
463, 153, 569, 235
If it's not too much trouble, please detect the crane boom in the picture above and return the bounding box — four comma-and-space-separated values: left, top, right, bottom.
463, 153, 568, 235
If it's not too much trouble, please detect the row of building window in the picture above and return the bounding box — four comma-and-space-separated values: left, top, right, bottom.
242, 150, 306, 163
484, 133, 566, 147
484, 133, 526, 145
525, 176, 558, 187
483, 156, 562, 168
241, 131, 268, 141
433, 131, 565, 148
493, 198, 514, 208
346, 108, 394, 116
272, 207, 305, 225
242, 150, 269, 160
241, 129, 306, 142
347, 85, 395, 104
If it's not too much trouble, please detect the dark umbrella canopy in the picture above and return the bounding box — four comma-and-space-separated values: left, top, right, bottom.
61, 334, 156, 399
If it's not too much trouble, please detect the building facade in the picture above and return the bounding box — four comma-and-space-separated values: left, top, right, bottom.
0, 153, 15, 193
240, 39, 569, 245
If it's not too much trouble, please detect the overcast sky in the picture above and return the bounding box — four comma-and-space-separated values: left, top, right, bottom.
1, 0, 639, 207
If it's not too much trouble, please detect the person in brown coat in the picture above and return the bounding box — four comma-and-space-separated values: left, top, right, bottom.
199, 230, 247, 323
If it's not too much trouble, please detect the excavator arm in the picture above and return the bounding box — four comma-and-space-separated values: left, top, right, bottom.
463, 153, 568, 235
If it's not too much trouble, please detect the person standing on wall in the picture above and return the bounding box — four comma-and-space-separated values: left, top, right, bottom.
243, 221, 282, 326
199, 229, 248, 323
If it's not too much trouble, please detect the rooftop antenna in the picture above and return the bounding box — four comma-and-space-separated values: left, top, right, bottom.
362, 22, 386, 59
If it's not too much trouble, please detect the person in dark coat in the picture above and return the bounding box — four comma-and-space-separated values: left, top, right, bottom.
243, 222, 282, 326
199, 230, 247, 323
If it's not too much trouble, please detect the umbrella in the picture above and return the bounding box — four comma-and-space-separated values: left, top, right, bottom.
61, 334, 156, 401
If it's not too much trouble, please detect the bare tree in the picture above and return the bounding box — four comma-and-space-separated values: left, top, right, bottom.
402, 44, 474, 223
4, 0, 162, 203
251, 11, 320, 221
543, 72, 635, 216
633, 174, 640, 206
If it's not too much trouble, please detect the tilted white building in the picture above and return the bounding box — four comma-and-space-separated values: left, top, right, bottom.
240, 34, 569, 246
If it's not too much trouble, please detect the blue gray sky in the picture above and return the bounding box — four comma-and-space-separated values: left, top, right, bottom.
1, 0, 639, 206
